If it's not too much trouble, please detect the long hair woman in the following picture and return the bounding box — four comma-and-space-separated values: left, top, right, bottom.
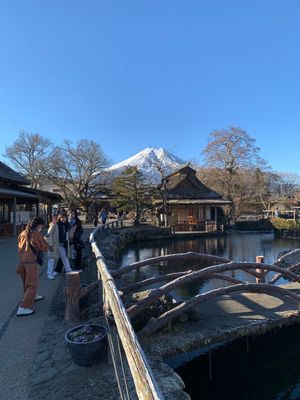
16, 217, 49, 316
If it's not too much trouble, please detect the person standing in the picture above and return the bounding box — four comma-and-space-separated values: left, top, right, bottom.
16, 217, 49, 317
57, 211, 72, 273
99, 207, 108, 225
45, 215, 60, 279
93, 212, 98, 227
69, 209, 84, 270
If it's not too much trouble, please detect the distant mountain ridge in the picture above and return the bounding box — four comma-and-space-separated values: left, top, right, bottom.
107, 147, 186, 183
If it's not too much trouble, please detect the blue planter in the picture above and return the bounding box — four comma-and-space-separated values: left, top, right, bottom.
65, 324, 107, 366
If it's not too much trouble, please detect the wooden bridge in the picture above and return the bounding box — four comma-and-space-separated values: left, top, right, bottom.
89, 222, 300, 399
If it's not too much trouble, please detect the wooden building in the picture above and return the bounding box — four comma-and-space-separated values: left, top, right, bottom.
155, 165, 231, 232
0, 162, 62, 236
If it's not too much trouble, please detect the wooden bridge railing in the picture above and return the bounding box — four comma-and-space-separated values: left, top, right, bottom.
101, 219, 124, 230
112, 249, 300, 336
89, 226, 165, 400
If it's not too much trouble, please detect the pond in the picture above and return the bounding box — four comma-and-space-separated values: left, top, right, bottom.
118, 232, 300, 400
118, 232, 300, 302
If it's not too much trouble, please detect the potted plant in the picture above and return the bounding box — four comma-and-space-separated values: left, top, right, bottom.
65, 324, 107, 366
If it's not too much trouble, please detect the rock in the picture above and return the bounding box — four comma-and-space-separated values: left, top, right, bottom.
127, 289, 175, 331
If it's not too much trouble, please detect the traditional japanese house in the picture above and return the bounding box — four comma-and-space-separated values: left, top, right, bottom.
0, 161, 62, 236
155, 165, 231, 232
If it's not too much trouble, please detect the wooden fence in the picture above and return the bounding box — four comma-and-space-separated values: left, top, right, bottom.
89, 223, 165, 400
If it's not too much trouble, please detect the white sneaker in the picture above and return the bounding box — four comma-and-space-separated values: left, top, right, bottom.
34, 294, 44, 301
17, 307, 35, 317
53, 272, 58, 276
47, 274, 55, 280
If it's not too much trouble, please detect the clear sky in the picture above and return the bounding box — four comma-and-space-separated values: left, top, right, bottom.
0, 1, 300, 174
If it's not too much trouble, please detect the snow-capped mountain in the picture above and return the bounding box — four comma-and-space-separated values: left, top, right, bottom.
106, 147, 186, 183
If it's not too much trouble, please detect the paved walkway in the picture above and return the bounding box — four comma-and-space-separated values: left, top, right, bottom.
0, 226, 97, 400
0, 236, 62, 400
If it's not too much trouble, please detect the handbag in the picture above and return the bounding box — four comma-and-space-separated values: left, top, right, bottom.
29, 242, 44, 266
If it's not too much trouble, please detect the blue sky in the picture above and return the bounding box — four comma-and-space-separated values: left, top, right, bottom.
0, 1, 300, 174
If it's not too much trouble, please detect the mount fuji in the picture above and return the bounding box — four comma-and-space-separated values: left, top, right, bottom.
106, 147, 186, 183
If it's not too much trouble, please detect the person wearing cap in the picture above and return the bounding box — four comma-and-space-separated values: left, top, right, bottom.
56, 211, 72, 273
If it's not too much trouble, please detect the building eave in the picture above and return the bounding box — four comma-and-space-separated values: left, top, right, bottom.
0, 187, 40, 199
154, 199, 231, 205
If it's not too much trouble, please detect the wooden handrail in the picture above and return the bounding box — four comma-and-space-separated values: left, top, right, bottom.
89, 228, 165, 400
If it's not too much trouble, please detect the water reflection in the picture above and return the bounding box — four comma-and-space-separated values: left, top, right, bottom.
172, 322, 300, 400
118, 232, 300, 301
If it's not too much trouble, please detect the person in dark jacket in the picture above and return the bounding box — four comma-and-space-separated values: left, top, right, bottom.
99, 207, 108, 225
69, 209, 84, 270
57, 211, 72, 273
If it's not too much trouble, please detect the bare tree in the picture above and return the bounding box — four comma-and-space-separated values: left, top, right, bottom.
271, 172, 299, 209
201, 127, 269, 218
203, 126, 267, 173
46, 139, 110, 212
4, 130, 53, 188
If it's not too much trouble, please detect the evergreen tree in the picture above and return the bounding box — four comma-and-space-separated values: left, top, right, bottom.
112, 166, 154, 225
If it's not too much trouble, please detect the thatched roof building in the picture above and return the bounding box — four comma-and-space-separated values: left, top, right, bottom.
156, 165, 230, 231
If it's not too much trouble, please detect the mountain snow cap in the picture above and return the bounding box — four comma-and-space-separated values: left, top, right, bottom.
107, 147, 186, 183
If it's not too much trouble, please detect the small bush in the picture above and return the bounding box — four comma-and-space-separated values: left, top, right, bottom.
270, 218, 300, 231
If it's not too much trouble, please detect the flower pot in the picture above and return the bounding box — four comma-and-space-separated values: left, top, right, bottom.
65, 324, 107, 366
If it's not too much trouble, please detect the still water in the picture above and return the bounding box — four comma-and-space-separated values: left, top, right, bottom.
119, 232, 300, 301
118, 232, 300, 400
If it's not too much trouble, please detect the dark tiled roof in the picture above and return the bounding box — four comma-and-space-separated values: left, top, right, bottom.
161, 165, 228, 201
0, 187, 40, 199
30, 188, 62, 201
0, 161, 29, 185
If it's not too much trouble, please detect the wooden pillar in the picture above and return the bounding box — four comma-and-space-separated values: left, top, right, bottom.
256, 255, 265, 283
65, 271, 81, 322
12, 196, 17, 237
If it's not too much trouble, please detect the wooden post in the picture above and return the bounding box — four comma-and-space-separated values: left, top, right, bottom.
65, 271, 81, 322
256, 255, 265, 284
